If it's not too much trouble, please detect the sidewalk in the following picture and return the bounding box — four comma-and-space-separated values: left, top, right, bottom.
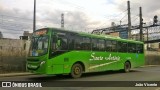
140, 65, 160, 68
0, 72, 34, 77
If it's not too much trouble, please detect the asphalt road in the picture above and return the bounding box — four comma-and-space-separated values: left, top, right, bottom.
0, 66, 160, 90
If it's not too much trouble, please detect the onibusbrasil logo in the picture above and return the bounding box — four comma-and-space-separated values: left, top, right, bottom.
1, 82, 42, 87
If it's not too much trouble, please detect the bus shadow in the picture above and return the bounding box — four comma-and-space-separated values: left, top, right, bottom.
81, 70, 141, 78
28, 70, 141, 81
27, 75, 71, 81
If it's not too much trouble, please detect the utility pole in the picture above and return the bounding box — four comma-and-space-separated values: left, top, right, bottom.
61, 13, 64, 29
127, 1, 131, 39
139, 7, 143, 41
146, 27, 149, 49
33, 0, 36, 32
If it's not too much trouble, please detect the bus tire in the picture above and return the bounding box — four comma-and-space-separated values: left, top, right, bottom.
124, 61, 131, 73
71, 63, 83, 78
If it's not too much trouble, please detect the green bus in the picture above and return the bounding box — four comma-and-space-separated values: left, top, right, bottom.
27, 27, 144, 78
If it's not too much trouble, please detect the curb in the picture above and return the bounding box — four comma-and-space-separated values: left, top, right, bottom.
0, 72, 34, 77
140, 65, 160, 68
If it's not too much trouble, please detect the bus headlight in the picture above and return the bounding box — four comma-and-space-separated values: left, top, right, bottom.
40, 61, 46, 66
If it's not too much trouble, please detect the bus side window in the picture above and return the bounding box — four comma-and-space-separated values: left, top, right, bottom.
57, 37, 68, 50
82, 37, 91, 50
118, 41, 128, 53
98, 39, 105, 51
128, 43, 136, 53
106, 40, 112, 52
111, 41, 117, 52
136, 44, 143, 53
68, 39, 74, 50
74, 36, 82, 50
91, 38, 98, 51
68, 33, 76, 50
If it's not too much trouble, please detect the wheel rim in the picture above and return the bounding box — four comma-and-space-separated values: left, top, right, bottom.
125, 62, 130, 71
74, 66, 81, 75
71, 64, 83, 78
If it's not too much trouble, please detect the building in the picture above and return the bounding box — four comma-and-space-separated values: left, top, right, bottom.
92, 25, 128, 39
20, 31, 32, 40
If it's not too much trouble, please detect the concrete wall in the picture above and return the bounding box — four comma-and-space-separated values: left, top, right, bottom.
145, 51, 160, 65
0, 39, 30, 73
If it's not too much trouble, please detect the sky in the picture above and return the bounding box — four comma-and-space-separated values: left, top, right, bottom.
0, 0, 160, 39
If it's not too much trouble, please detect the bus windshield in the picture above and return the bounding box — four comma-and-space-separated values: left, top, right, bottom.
29, 36, 48, 56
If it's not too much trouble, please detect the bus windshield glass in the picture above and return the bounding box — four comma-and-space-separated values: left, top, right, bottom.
29, 36, 48, 56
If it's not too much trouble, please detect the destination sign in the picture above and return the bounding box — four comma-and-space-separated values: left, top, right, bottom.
35, 29, 47, 35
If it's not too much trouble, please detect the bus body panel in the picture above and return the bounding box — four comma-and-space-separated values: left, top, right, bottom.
27, 28, 145, 76
27, 51, 144, 75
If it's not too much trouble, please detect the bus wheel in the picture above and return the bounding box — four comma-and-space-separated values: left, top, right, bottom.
124, 62, 131, 73
71, 63, 83, 78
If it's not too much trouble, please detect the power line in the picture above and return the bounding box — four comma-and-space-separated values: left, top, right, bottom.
131, 15, 139, 25
95, 9, 128, 29
120, 14, 128, 24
